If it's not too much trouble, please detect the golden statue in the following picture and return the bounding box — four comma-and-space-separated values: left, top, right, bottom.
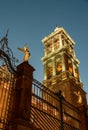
18, 45, 31, 62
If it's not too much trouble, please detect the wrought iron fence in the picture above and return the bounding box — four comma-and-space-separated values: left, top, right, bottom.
0, 31, 17, 130
0, 66, 15, 130
30, 78, 80, 130
0, 75, 81, 130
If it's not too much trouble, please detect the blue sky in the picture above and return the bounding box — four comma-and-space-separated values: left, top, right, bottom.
0, 0, 88, 101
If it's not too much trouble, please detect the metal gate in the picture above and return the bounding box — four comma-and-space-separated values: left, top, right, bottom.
0, 31, 17, 130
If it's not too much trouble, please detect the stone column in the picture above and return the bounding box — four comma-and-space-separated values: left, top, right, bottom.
9, 62, 41, 130
43, 62, 47, 80
59, 34, 62, 49
52, 57, 56, 76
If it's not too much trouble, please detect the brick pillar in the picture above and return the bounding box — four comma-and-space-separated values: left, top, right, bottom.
78, 105, 88, 130
9, 62, 40, 130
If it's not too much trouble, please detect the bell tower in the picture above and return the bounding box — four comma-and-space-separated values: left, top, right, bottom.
41, 27, 87, 107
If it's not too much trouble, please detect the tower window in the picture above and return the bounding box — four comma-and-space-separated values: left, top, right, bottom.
74, 64, 79, 79
62, 35, 69, 47
54, 38, 58, 43
46, 42, 52, 55
54, 38, 60, 50
56, 57, 62, 75
62, 35, 65, 46
68, 59, 73, 74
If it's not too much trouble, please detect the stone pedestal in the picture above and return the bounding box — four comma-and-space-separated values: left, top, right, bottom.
9, 62, 41, 130
15, 62, 35, 120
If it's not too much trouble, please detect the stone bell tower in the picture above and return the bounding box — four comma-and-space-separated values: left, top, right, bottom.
41, 27, 87, 107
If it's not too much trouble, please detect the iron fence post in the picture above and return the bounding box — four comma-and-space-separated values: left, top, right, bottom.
56, 90, 64, 130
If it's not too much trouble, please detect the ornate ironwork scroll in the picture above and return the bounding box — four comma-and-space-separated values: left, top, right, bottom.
0, 30, 18, 73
